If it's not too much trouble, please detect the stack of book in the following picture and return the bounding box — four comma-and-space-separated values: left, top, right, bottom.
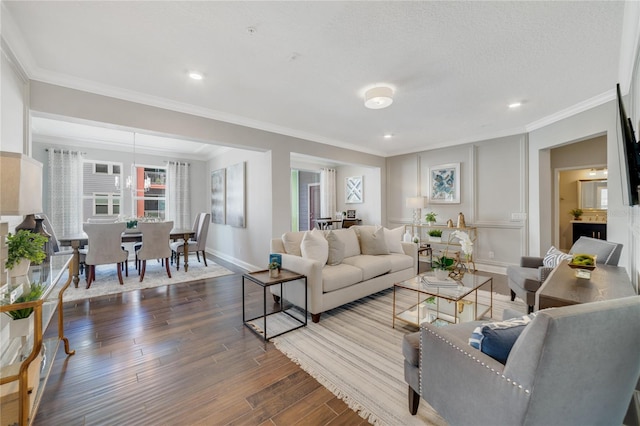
421, 274, 459, 288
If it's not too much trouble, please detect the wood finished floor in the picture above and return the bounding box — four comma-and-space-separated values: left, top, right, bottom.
34, 258, 368, 426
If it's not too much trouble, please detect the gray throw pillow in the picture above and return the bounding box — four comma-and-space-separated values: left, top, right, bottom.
326, 230, 346, 265
357, 226, 390, 255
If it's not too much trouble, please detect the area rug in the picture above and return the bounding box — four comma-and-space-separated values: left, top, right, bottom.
272, 288, 526, 425
58, 259, 234, 302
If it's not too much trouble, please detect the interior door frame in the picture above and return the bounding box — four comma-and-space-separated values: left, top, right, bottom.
308, 183, 320, 231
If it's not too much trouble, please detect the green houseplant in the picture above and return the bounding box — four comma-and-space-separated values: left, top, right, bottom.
5, 230, 47, 271
428, 229, 443, 242
425, 212, 438, 225
4, 282, 45, 320
268, 261, 280, 278
569, 208, 583, 220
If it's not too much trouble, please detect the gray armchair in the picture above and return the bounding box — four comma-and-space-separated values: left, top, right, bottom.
403, 296, 640, 425
507, 237, 623, 313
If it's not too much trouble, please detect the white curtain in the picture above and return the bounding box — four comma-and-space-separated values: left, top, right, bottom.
320, 168, 336, 218
48, 149, 83, 236
166, 161, 191, 229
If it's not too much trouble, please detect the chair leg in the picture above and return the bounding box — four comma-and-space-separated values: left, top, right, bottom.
139, 260, 146, 282
125, 260, 128, 277
86, 265, 95, 289
408, 386, 420, 415
117, 264, 124, 285
165, 257, 171, 278
176, 253, 181, 271
201, 251, 207, 267
196, 252, 201, 263
510, 290, 516, 301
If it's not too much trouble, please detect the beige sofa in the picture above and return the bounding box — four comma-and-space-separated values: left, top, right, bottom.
270, 226, 418, 322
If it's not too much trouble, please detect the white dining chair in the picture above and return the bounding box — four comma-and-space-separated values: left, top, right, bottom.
82, 222, 129, 288
170, 213, 209, 271
136, 221, 173, 282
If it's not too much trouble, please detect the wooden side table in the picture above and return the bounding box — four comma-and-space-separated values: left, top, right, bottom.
242, 269, 307, 340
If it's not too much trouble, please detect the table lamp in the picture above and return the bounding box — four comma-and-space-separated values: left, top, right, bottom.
406, 196, 427, 226
0, 151, 43, 232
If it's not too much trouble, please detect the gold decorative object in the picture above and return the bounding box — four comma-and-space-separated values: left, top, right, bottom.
447, 219, 454, 227
457, 212, 466, 228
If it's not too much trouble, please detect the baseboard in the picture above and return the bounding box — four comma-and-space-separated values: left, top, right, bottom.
474, 263, 507, 275
207, 248, 257, 272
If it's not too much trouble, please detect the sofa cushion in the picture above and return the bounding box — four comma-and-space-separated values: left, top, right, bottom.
357, 226, 390, 255
468, 314, 536, 364
332, 228, 361, 258
342, 255, 392, 280
379, 253, 414, 273
326, 230, 345, 266
384, 226, 405, 254
322, 263, 364, 292
301, 229, 328, 265
282, 231, 304, 257
543, 246, 572, 267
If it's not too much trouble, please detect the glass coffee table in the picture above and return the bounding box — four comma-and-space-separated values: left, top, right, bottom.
393, 272, 493, 328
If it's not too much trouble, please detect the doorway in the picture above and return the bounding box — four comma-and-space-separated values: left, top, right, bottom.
309, 183, 320, 230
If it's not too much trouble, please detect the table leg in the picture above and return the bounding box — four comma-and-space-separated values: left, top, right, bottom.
71, 240, 80, 288
182, 232, 190, 272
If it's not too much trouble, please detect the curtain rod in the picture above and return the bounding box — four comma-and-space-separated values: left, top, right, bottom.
165, 161, 191, 166
45, 148, 86, 155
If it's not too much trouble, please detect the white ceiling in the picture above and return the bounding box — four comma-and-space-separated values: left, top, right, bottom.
2, 1, 632, 158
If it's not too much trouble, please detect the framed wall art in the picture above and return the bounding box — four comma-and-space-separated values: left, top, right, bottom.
225, 162, 246, 228
210, 168, 226, 224
428, 163, 460, 204
345, 176, 363, 204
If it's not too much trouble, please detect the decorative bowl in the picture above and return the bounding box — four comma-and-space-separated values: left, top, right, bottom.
567, 253, 597, 271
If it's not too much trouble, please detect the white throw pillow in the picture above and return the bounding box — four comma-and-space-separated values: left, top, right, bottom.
333, 228, 361, 258
282, 232, 304, 256
326, 230, 346, 265
357, 226, 390, 255
301, 229, 329, 265
384, 226, 404, 254
543, 246, 572, 267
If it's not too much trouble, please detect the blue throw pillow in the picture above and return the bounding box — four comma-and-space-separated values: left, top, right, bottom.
468, 314, 536, 364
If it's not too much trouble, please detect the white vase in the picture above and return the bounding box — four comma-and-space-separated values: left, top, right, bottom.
10, 317, 33, 338
434, 269, 449, 280
269, 269, 280, 278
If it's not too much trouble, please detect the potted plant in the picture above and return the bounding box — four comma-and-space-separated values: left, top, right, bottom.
432, 255, 454, 280
428, 229, 443, 242
5, 230, 47, 279
4, 282, 45, 337
425, 212, 438, 225
268, 261, 280, 278
569, 208, 583, 220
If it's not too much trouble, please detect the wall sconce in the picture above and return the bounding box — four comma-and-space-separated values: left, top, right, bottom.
0, 151, 43, 231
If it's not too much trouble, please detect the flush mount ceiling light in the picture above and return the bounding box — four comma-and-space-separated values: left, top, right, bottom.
364, 86, 394, 109
189, 72, 203, 80
508, 102, 522, 109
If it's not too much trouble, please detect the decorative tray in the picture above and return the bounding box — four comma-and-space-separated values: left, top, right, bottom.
567, 253, 597, 270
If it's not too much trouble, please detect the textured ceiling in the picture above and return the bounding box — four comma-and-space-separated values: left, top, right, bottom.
2, 1, 628, 157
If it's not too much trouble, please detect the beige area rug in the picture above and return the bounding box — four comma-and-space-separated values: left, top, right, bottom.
272, 287, 526, 426
57, 259, 234, 302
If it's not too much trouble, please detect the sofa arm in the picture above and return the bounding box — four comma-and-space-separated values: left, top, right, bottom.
277, 253, 324, 314
520, 256, 544, 268
420, 323, 530, 424
401, 242, 419, 274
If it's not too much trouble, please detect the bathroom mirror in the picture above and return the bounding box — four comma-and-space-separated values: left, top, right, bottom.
578, 179, 608, 210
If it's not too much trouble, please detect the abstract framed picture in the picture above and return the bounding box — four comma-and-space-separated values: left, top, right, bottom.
428, 163, 460, 204
345, 176, 363, 204
211, 168, 226, 224
225, 162, 246, 228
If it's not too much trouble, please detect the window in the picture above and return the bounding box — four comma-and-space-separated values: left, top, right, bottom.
133, 166, 166, 219
93, 193, 121, 215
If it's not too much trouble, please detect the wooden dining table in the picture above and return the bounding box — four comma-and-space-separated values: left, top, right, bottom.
58, 228, 196, 288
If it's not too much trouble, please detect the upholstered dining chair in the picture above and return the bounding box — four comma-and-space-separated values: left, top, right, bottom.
136, 221, 173, 282
171, 213, 210, 271
82, 222, 129, 289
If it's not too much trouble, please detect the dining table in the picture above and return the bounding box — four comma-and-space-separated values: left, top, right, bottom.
58, 228, 196, 288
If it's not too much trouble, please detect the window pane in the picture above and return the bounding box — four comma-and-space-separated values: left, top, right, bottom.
96, 205, 108, 214
113, 205, 120, 214
113, 165, 121, 174
95, 164, 108, 174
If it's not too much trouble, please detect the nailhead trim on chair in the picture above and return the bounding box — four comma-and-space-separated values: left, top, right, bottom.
419, 327, 531, 395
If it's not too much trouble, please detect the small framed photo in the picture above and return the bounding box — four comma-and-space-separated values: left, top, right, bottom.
346, 209, 356, 219
428, 163, 460, 204
345, 176, 363, 203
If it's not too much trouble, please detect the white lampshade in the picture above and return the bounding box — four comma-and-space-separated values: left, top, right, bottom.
0, 152, 43, 216
406, 196, 427, 209
364, 86, 394, 109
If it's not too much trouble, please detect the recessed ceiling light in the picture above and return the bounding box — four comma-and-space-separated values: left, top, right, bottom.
508, 102, 521, 109
189, 72, 203, 80
384, 133, 393, 139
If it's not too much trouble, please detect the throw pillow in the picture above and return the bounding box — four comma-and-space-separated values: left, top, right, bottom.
357, 226, 390, 255
333, 228, 361, 258
326, 230, 346, 266
468, 314, 536, 364
282, 232, 304, 257
543, 246, 572, 268
301, 229, 329, 265
384, 226, 404, 254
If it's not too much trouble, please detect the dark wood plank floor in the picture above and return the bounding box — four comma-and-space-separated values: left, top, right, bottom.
34, 258, 368, 426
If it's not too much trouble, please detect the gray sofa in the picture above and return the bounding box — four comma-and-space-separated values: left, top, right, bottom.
506, 236, 623, 313
270, 226, 417, 322
403, 296, 640, 425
